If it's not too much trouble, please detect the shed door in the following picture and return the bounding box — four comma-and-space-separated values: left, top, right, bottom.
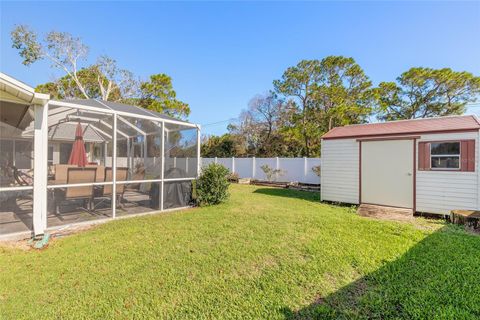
361, 140, 414, 208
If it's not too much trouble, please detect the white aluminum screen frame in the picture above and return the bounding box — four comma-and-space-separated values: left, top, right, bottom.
2, 98, 200, 236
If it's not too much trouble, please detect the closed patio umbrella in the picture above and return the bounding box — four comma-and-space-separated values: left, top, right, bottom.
68, 122, 88, 167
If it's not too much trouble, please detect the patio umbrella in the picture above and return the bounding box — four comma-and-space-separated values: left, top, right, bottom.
68, 122, 88, 167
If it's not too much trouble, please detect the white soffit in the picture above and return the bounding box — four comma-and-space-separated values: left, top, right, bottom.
0, 72, 49, 105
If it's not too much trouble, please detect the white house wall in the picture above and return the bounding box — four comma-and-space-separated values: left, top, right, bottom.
321, 138, 359, 204
416, 131, 479, 215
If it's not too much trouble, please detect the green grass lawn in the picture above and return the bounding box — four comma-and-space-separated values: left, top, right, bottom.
1, 184, 479, 319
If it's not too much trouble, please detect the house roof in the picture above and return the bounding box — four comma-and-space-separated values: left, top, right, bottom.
322, 115, 480, 140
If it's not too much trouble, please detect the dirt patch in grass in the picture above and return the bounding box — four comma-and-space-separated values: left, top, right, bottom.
0, 224, 95, 251
0, 239, 32, 251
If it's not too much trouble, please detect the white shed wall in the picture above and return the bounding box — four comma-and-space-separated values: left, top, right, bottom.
321, 138, 359, 204
416, 131, 479, 215
321, 131, 480, 215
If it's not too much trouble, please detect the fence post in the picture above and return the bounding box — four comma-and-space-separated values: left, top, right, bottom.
304, 157, 308, 181
276, 157, 279, 181
252, 157, 256, 179
232, 157, 235, 173
214, 156, 217, 164
186, 157, 189, 174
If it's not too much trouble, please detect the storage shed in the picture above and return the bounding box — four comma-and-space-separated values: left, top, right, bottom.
321, 115, 480, 215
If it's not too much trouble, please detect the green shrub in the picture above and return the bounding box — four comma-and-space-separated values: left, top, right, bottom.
196, 163, 230, 206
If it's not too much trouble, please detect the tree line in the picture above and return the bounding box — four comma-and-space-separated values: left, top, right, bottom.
10, 25, 189, 119
202, 56, 480, 157
10, 26, 480, 157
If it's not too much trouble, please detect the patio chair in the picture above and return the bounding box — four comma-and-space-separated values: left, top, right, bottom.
13, 166, 33, 186
53, 164, 77, 184
86, 164, 105, 182
94, 167, 128, 209
53, 167, 97, 214
0, 166, 33, 211
125, 169, 145, 192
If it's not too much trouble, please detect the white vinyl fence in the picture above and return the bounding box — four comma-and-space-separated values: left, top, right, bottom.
201, 157, 321, 184
106, 157, 199, 177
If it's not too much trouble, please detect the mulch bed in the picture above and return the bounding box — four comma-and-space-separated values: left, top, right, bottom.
249, 180, 320, 192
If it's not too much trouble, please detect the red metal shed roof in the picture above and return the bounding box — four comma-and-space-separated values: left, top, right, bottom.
322, 115, 480, 140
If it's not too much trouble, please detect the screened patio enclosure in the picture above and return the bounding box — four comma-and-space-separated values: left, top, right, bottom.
0, 73, 200, 237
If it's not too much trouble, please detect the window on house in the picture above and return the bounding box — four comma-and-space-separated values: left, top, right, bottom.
15, 140, 33, 169
92, 144, 104, 165
60, 143, 73, 164
430, 142, 460, 169
48, 146, 54, 165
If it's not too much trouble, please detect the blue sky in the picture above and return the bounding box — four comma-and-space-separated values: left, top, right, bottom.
1, 1, 479, 135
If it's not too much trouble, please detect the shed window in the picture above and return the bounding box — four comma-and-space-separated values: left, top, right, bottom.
430, 142, 460, 169
419, 140, 475, 172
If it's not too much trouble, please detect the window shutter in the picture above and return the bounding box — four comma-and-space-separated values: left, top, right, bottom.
461, 140, 475, 172
418, 142, 425, 170
418, 142, 430, 171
